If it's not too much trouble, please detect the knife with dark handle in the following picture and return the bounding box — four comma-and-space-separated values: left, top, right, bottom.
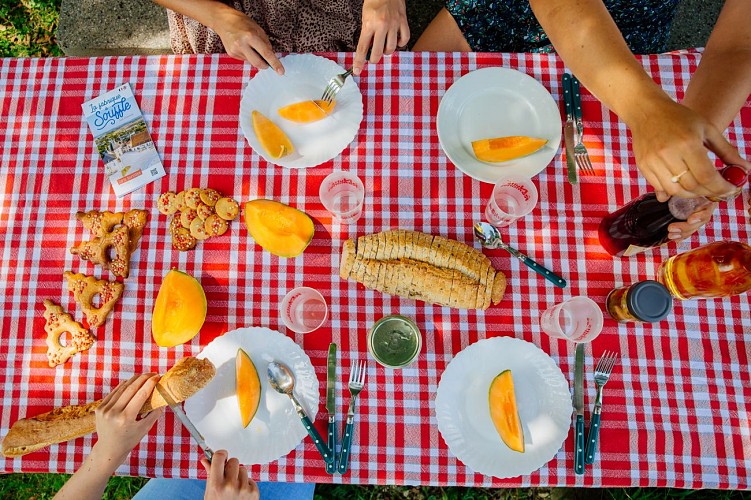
325, 343, 337, 474
562, 73, 578, 185
574, 343, 585, 475
156, 383, 214, 463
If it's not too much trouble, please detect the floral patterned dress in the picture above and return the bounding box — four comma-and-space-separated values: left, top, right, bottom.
167, 0, 363, 55
445, 0, 682, 54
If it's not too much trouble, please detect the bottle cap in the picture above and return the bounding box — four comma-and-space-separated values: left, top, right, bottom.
721, 164, 749, 187
627, 280, 673, 322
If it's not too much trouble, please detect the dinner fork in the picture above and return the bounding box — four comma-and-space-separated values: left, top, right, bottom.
585, 351, 618, 464
571, 77, 596, 176
321, 67, 353, 104
321, 50, 370, 104
337, 359, 367, 474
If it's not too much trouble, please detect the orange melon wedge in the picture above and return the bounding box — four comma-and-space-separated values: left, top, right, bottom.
236, 348, 261, 428
488, 369, 524, 453
278, 100, 336, 123
472, 136, 547, 163
252, 110, 294, 159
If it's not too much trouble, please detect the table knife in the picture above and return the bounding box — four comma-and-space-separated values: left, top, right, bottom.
325, 343, 337, 474
562, 73, 578, 185
573, 343, 585, 475
156, 383, 214, 463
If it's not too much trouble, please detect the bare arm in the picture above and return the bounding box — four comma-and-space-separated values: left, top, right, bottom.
682, 0, 751, 130
529, 0, 748, 199
354, 0, 410, 76
152, 0, 284, 73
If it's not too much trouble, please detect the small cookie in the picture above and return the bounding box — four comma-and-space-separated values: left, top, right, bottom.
172, 227, 197, 251
76, 211, 123, 238
157, 192, 178, 215
196, 203, 214, 221
70, 225, 132, 279
180, 208, 199, 229
169, 214, 182, 235
190, 217, 211, 241
43, 299, 95, 367
122, 209, 149, 253
204, 214, 229, 237
200, 188, 221, 207
175, 191, 187, 212
215, 197, 240, 221
63, 271, 124, 328
184, 188, 202, 210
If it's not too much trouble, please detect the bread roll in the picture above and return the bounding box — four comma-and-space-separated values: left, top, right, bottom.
1, 356, 215, 457
340, 229, 506, 310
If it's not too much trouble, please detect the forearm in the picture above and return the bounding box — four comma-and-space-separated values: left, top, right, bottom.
529, 0, 674, 126
152, 0, 240, 32
682, 0, 751, 130
53, 445, 126, 500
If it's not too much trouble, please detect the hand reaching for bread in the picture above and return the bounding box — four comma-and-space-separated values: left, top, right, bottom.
1, 356, 215, 457
93, 374, 165, 465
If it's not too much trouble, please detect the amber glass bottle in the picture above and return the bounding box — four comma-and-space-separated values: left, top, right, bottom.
658, 241, 751, 299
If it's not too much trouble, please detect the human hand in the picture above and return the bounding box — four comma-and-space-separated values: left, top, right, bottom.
214, 8, 284, 74
666, 201, 717, 242
201, 450, 259, 500
354, 0, 410, 76
628, 99, 750, 201
93, 373, 164, 466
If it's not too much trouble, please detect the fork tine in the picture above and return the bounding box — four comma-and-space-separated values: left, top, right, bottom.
348, 360, 358, 384
358, 360, 367, 385
584, 155, 595, 175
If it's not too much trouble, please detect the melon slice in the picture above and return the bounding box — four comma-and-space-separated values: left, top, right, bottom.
472, 136, 547, 163
236, 348, 261, 428
488, 369, 525, 453
278, 100, 336, 123
252, 110, 294, 159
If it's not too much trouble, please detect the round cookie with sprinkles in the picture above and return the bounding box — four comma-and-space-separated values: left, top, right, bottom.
190, 217, 211, 240
200, 188, 221, 207
215, 197, 240, 221
172, 227, 197, 251
196, 202, 214, 221
204, 214, 229, 237
157, 191, 178, 215
184, 187, 202, 210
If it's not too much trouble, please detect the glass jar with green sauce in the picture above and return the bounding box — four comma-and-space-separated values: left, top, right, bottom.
367, 315, 422, 369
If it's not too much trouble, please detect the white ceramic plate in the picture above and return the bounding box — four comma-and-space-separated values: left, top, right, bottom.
437, 67, 562, 183
435, 337, 571, 478
239, 54, 364, 168
184, 327, 319, 465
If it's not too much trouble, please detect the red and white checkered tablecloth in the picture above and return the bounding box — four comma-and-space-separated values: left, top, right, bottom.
0, 51, 749, 489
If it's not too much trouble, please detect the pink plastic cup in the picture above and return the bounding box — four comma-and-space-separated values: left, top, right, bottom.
539, 296, 604, 343
280, 287, 328, 334
484, 174, 539, 227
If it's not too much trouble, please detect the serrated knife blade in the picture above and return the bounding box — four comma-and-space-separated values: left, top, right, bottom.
573, 343, 585, 474
156, 383, 213, 463
325, 343, 337, 474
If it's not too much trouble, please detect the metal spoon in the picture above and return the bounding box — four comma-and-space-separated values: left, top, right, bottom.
267, 361, 333, 464
473, 221, 567, 288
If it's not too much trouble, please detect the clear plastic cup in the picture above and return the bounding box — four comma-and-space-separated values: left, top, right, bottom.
280, 287, 328, 334
484, 174, 539, 227
319, 171, 365, 224
539, 296, 604, 343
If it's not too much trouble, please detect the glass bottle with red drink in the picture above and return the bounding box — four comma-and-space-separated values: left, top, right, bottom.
598, 165, 749, 257
658, 241, 751, 299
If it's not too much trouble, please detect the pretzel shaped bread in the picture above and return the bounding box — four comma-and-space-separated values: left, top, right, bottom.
63, 272, 124, 328
43, 300, 95, 367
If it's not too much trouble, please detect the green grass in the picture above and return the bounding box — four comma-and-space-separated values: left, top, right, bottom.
0, 2, 749, 499
0, 0, 63, 57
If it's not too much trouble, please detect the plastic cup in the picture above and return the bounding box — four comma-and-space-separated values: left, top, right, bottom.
280, 287, 328, 334
319, 171, 365, 224
539, 296, 604, 343
484, 174, 539, 227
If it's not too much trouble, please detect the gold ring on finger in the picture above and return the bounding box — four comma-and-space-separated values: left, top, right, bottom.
671, 169, 690, 183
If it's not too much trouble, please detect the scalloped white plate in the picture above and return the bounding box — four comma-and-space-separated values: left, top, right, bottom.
435, 337, 571, 478
184, 327, 319, 465
240, 54, 364, 168
437, 67, 562, 183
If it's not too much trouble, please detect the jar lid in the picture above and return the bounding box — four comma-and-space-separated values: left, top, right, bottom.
627, 280, 673, 322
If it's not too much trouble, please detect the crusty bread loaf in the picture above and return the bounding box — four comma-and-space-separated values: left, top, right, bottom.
1, 356, 215, 457
340, 229, 506, 310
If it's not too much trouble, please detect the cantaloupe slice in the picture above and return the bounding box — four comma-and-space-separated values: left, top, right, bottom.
278, 100, 336, 123
252, 110, 294, 159
151, 270, 207, 348
472, 136, 547, 163
243, 199, 314, 258
489, 369, 524, 453
236, 348, 261, 428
